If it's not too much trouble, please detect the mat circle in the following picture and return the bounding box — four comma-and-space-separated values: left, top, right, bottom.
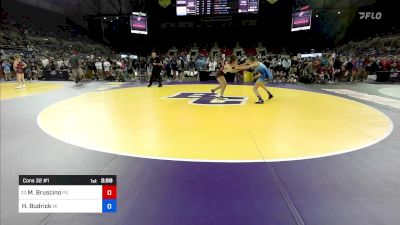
37, 84, 392, 162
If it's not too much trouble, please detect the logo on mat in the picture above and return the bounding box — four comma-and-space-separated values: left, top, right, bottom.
164, 93, 248, 105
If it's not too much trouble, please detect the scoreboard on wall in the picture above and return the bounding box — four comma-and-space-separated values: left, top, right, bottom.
130, 12, 148, 35
176, 0, 259, 16
291, 9, 312, 32
19, 175, 117, 213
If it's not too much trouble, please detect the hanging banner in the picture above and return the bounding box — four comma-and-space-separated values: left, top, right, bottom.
159, 0, 171, 8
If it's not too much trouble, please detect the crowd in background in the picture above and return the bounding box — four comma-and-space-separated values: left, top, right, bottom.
1, 15, 399, 84
1, 49, 400, 84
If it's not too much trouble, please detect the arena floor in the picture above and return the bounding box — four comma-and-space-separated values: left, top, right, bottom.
1, 80, 399, 225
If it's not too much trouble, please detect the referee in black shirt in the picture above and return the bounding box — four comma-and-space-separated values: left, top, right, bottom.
148, 51, 163, 87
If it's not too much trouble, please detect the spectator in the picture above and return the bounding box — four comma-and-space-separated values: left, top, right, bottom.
69, 50, 83, 83
351, 57, 359, 82
31, 63, 38, 80
176, 57, 184, 81
208, 58, 217, 72
282, 57, 291, 81
25, 62, 32, 81
302, 62, 315, 83
103, 59, 111, 80
86, 59, 95, 80
2, 59, 12, 81
188, 59, 195, 77
288, 65, 298, 84
171, 58, 178, 81
164, 57, 172, 82
321, 64, 333, 83
13, 54, 27, 88
127, 59, 134, 82
332, 56, 342, 82
42, 58, 49, 70
95, 58, 103, 80
138, 58, 147, 81
358, 66, 368, 81
344, 58, 354, 82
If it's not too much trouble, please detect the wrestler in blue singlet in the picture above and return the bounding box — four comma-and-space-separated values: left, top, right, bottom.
254, 63, 273, 82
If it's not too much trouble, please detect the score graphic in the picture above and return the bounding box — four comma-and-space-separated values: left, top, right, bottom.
176, 0, 259, 16
19, 175, 117, 213
102, 185, 117, 212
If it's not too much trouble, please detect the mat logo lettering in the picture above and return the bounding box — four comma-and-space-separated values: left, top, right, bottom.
164, 93, 248, 105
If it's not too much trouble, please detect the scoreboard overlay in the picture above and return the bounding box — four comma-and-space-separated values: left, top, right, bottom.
18, 175, 117, 213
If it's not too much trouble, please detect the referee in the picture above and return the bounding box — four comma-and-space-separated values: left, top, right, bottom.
147, 51, 162, 87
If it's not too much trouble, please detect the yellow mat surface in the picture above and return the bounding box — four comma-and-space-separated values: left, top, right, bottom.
37, 84, 392, 162
0, 82, 63, 100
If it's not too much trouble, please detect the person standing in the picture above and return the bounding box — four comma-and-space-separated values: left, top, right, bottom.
69, 50, 83, 84
13, 55, 27, 89
148, 51, 163, 87
282, 57, 291, 81
188, 59, 195, 77
345, 58, 353, 82
25, 61, 32, 81
332, 56, 342, 82
246, 57, 274, 104
103, 59, 111, 80
31, 63, 38, 80
209, 57, 218, 72
176, 57, 184, 82
95, 58, 103, 80
210, 55, 248, 100
164, 57, 172, 82
171, 57, 178, 81
139, 58, 147, 81
2, 59, 12, 81
127, 59, 134, 82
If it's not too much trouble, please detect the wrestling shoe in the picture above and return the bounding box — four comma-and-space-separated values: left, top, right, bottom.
217, 96, 225, 101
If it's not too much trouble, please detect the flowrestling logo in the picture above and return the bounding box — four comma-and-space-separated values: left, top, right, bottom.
359, 12, 382, 20
164, 93, 248, 105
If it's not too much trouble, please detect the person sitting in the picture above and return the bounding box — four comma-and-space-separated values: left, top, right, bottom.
344, 58, 354, 82
332, 57, 343, 82
301, 62, 315, 83
288, 65, 298, 84
357, 66, 368, 82
321, 64, 333, 83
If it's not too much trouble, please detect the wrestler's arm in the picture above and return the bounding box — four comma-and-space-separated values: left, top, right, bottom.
223, 64, 238, 73
253, 73, 261, 80
236, 62, 259, 70
228, 63, 257, 73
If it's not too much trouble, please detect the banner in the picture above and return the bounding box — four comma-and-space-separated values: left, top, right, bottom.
267, 0, 279, 4
159, 0, 171, 8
